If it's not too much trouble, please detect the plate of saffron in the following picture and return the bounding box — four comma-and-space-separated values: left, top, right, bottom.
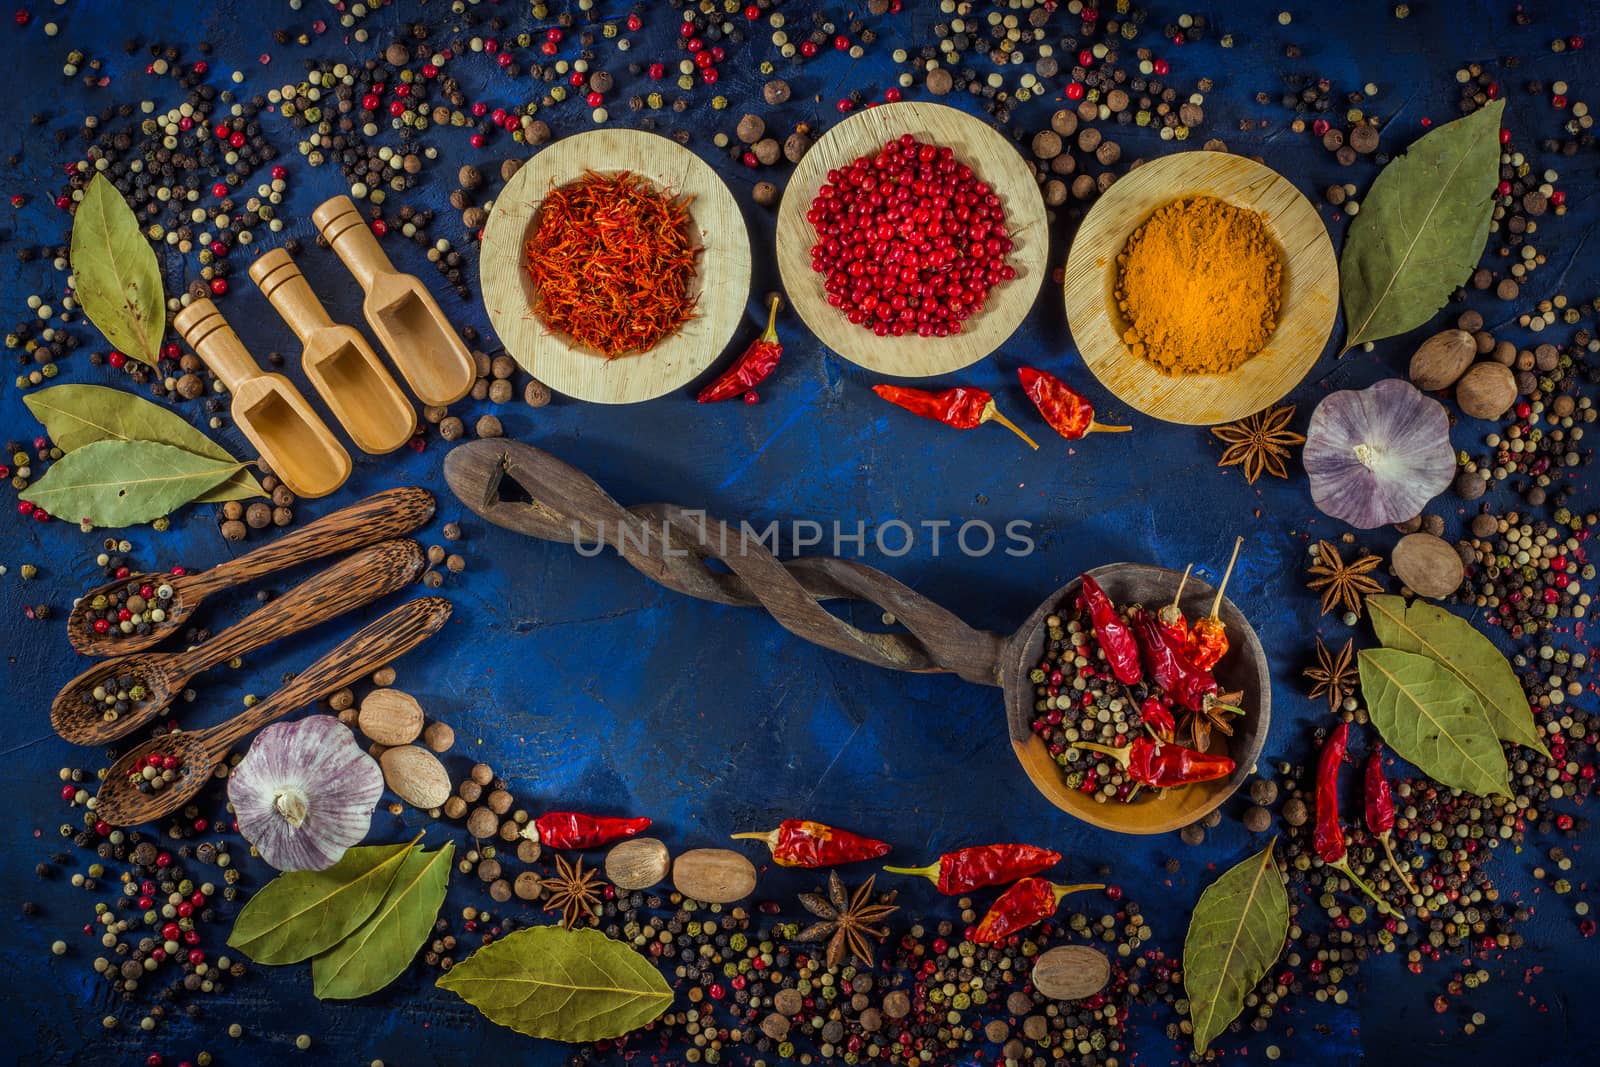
481, 128, 751, 404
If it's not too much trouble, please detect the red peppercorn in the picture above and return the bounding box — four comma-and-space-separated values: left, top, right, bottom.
1078, 49, 1094, 66
1553, 94, 1568, 109
155, 851, 173, 867
228, 131, 246, 148
271, 165, 288, 180
678, 21, 695, 38
884, 87, 902, 102
470, 100, 488, 117
648, 62, 665, 79
1065, 81, 1084, 100
13, 9, 29, 25
627, 13, 643, 31
60, 784, 75, 801
1153, 58, 1170, 76
1486, 82, 1499, 100
1496, 179, 1512, 197
702, 67, 719, 84
835, 97, 854, 112
211, 182, 228, 197
800, 39, 818, 57
834, 34, 850, 50
743, 390, 759, 404
586, 91, 604, 107
1499, 127, 1511, 145
1550, 190, 1566, 207
187, 949, 205, 965
162, 923, 181, 941
469, 133, 486, 148
148, 1054, 164, 1067
1570, 35, 1584, 49
388, 99, 406, 116
483, 38, 498, 54
361, 92, 380, 110
686, 36, 703, 53
209, 277, 228, 296
214, 123, 231, 139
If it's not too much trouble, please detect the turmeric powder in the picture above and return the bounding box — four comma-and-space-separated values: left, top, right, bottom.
1114, 195, 1283, 376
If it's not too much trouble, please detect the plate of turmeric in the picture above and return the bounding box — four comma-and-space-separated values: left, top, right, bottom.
1062, 151, 1337, 425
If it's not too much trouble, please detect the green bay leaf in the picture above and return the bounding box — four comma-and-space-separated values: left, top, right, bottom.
227, 841, 414, 966
1369, 595, 1547, 757
21, 439, 243, 528
438, 925, 673, 1042
1358, 647, 1509, 796
312, 841, 452, 1000
71, 173, 166, 368
24, 384, 262, 502
1339, 100, 1504, 351
1183, 842, 1288, 1055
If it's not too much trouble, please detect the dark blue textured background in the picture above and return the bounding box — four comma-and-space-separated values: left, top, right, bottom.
1, 1, 1596, 1064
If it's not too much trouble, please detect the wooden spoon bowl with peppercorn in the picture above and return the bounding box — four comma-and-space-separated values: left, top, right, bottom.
93, 596, 453, 827
64, 487, 435, 657
1001, 565, 1271, 835
52, 540, 425, 746
446, 439, 1269, 835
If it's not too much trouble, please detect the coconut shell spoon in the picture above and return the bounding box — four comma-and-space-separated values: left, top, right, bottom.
52, 539, 425, 746
66, 486, 435, 657
93, 595, 453, 827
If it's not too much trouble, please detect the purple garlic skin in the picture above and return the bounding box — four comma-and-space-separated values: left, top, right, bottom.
1304, 378, 1455, 530
228, 715, 383, 871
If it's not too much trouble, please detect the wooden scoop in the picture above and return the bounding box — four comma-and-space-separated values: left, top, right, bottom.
66, 486, 435, 657
93, 595, 453, 827
52, 539, 424, 746
312, 195, 475, 406
249, 248, 416, 455
173, 298, 351, 499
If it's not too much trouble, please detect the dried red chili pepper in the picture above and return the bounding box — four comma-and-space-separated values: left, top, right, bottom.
872, 384, 1038, 449
1185, 537, 1243, 670
1157, 564, 1192, 646
1131, 610, 1217, 713
1138, 695, 1176, 742
531, 812, 651, 850
731, 819, 891, 868
1077, 736, 1234, 789
1314, 723, 1397, 916
1079, 574, 1142, 686
1364, 744, 1419, 897
1017, 366, 1130, 440
971, 876, 1106, 943
698, 294, 784, 403
883, 844, 1062, 894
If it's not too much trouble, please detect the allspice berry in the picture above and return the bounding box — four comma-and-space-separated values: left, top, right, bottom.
1242, 806, 1273, 833
245, 502, 272, 529
752, 181, 779, 207
466, 807, 500, 840
783, 131, 813, 163
736, 113, 766, 144
475, 415, 503, 438
439, 416, 465, 441
1050, 108, 1078, 137
220, 519, 247, 542
1030, 130, 1062, 160
752, 138, 782, 166
762, 79, 791, 105
1456, 361, 1517, 419
1282, 797, 1309, 827
458, 164, 483, 191
423, 721, 455, 753
514, 872, 543, 901
926, 68, 953, 94
525, 378, 552, 407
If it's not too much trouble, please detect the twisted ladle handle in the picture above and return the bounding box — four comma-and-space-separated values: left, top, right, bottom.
443, 440, 1005, 685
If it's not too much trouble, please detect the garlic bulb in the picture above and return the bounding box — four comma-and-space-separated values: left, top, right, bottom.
1304, 378, 1455, 529
228, 716, 383, 871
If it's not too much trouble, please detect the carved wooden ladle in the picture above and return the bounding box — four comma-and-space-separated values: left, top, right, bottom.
444, 438, 1271, 835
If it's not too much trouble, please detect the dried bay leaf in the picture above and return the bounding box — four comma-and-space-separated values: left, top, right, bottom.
1183, 842, 1288, 1054
311, 841, 452, 1000
21, 439, 244, 528
1358, 647, 1508, 796
24, 384, 263, 502
1368, 594, 1548, 757
71, 173, 166, 368
438, 925, 673, 1042
227, 840, 414, 966
1339, 100, 1504, 352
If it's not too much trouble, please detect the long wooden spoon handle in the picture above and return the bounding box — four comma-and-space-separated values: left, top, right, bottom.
167, 540, 425, 677
208, 596, 452, 752
442, 440, 1005, 686
191, 487, 435, 597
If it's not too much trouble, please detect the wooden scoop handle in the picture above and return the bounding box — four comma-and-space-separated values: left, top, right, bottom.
249, 247, 333, 341
312, 194, 392, 291
167, 540, 425, 678
443, 439, 1005, 686
208, 596, 453, 753
172, 298, 260, 391
189, 487, 436, 598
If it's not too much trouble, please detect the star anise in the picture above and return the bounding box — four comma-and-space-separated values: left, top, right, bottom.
542, 854, 604, 930
1211, 404, 1306, 485
794, 871, 899, 969
1304, 636, 1357, 713
1306, 539, 1385, 616
1181, 688, 1246, 752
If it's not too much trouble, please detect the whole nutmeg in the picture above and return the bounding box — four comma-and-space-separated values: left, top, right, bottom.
458, 164, 483, 190
1455, 361, 1517, 420
1409, 329, 1476, 391
752, 181, 779, 207
736, 113, 766, 144
762, 79, 791, 105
